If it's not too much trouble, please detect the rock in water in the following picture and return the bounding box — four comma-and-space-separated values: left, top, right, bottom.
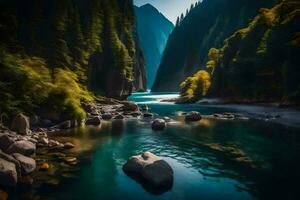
85, 117, 101, 126
0, 158, 17, 187
11, 114, 30, 135
57, 120, 72, 129
123, 152, 173, 190
151, 119, 166, 131
114, 114, 124, 120
185, 111, 202, 122
121, 101, 139, 111
64, 142, 75, 149
6, 141, 36, 156
13, 153, 36, 174
143, 113, 154, 118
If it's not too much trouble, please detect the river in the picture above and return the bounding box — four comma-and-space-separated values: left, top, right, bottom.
15, 92, 300, 200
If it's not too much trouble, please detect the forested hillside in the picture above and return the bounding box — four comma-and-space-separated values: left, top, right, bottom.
134, 4, 174, 88
179, 0, 300, 105
0, 0, 146, 121
152, 0, 275, 92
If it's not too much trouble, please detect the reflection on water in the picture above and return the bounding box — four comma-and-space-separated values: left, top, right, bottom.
14, 93, 300, 200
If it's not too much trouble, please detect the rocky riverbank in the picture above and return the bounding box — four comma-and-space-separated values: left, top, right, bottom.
0, 99, 151, 199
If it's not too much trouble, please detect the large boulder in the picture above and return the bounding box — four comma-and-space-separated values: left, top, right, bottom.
57, 120, 72, 129
0, 134, 15, 151
0, 150, 21, 176
6, 141, 36, 156
13, 153, 36, 174
85, 117, 101, 126
185, 111, 202, 122
151, 119, 166, 131
0, 158, 17, 187
123, 152, 173, 189
11, 114, 30, 135
121, 101, 139, 112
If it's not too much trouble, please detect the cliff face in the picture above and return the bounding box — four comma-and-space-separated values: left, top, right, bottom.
134, 4, 174, 88
0, 0, 146, 100
209, 0, 300, 104
152, 0, 275, 92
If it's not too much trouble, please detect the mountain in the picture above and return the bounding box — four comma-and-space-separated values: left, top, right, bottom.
207, 0, 300, 104
0, 0, 146, 120
152, 0, 276, 92
134, 4, 174, 88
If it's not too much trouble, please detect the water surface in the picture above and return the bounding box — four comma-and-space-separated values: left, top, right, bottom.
18, 93, 300, 200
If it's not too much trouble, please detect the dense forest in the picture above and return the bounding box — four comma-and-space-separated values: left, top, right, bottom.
0, 0, 146, 121
180, 0, 300, 105
152, 0, 276, 92
134, 4, 174, 88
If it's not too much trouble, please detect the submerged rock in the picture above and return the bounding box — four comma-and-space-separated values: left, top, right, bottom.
64, 142, 75, 149
11, 114, 30, 135
143, 113, 154, 118
114, 114, 124, 120
123, 152, 173, 192
0, 158, 17, 187
185, 111, 202, 122
6, 140, 36, 156
57, 120, 72, 129
85, 117, 101, 126
151, 119, 166, 131
39, 163, 50, 171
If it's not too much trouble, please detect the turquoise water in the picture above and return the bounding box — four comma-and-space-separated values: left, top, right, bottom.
22, 93, 300, 199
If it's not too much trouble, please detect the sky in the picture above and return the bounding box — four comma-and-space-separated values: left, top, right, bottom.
134, 0, 199, 24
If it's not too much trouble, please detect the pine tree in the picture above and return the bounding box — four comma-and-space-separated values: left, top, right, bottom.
176, 17, 180, 27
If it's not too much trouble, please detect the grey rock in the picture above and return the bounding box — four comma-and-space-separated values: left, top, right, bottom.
0, 158, 17, 187
143, 113, 154, 118
6, 141, 36, 156
114, 114, 124, 120
123, 152, 173, 188
0, 134, 15, 151
101, 113, 113, 120
58, 120, 72, 129
185, 111, 202, 122
13, 153, 36, 174
152, 119, 166, 131
64, 142, 75, 149
40, 119, 54, 128
0, 150, 21, 176
85, 117, 101, 126
121, 101, 139, 111
11, 114, 30, 135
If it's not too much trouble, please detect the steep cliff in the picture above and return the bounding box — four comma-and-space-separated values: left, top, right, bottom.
209, 0, 300, 104
0, 0, 146, 119
152, 0, 275, 92
134, 4, 174, 88
0, 0, 146, 100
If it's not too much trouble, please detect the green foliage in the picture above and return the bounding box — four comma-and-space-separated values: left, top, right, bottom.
0, 0, 140, 120
47, 69, 94, 120
180, 70, 211, 100
210, 0, 300, 104
0, 48, 93, 121
152, 0, 275, 92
